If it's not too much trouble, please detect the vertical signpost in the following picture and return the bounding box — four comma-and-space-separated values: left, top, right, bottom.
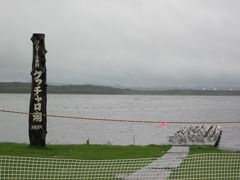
29, 33, 47, 147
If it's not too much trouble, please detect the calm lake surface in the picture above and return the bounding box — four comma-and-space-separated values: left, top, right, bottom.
0, 94, 240, 150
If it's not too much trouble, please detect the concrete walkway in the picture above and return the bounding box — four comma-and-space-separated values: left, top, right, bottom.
125, 146, 189, 180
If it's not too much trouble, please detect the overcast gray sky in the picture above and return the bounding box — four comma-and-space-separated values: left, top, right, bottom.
0, 0, 240, 89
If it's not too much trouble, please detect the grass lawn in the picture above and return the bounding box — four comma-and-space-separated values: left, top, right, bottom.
0, 143, 170, 180
1, 143, 239, 179
0, 142, 171, 159
169, 146, 240, 180
189, 145, 235, 154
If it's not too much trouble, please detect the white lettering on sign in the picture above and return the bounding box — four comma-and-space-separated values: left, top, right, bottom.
32, 41, 44, 123
32, 112, 42, 122
34, 86, 42, 96
34, 102, 42, 112
34, 40, 40, 68
33, 70, 42, 80
31, 125, 43, 130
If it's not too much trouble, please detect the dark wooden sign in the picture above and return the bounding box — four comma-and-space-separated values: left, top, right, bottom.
29, 33, 47, 146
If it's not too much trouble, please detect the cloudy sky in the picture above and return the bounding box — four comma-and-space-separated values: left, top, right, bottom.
0, 0, 240, 89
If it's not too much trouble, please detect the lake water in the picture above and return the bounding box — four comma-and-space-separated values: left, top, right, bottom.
0, 94, 240, 150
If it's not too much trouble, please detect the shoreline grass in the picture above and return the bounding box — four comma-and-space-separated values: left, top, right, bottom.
0, 143, 171, 160
189, 145, 235, 154
0, 143, 236, 160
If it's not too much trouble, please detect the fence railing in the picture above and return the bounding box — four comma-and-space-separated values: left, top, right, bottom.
1, 153, 239, 180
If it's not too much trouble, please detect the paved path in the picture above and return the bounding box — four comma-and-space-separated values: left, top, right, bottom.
125, 146, 189, 180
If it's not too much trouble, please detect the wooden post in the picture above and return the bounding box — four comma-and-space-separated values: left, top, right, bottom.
29, 33, 47, 147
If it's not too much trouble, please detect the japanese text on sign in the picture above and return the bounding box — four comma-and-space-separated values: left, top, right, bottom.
32, 40, 43, 124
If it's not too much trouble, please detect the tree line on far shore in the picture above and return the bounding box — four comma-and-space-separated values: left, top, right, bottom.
0, 82, 240, 95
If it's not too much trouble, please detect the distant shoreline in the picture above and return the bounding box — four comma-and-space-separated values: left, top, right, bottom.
1, 82, 240, 96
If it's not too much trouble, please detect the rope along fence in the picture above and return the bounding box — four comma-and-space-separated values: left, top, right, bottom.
1, 109, 240, 124
0, 153, 239, 180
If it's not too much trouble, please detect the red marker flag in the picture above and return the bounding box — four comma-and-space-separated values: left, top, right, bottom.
158, 121, 167, 128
